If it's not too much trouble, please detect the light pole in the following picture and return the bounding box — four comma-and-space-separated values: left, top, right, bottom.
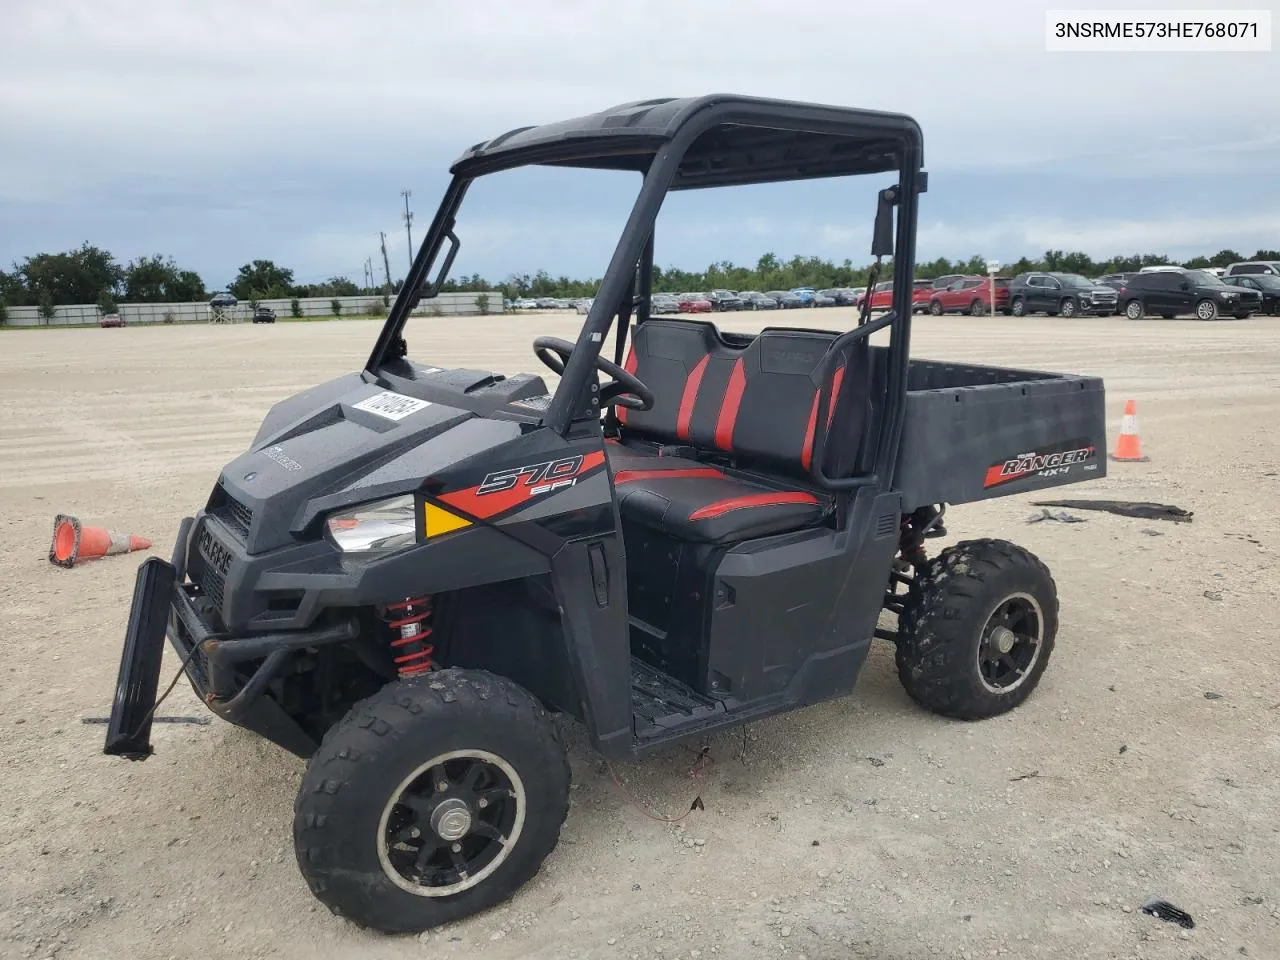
401, 189, 413, 272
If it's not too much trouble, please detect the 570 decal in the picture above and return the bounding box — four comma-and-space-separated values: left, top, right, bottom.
477, 455, 588, 497
437, 450, 607, 523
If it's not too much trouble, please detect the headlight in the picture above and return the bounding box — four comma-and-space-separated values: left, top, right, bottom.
325, 494, 417, 555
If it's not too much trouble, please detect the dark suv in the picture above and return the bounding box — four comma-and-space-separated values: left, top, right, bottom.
706, 289, 745, 311
1008, 272, 1118, 318
1119, 269, 1262, 321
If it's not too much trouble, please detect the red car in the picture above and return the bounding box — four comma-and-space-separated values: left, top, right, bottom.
677, 293, 713, 313
927, 276, 1012, 316
910, 278, 937, 313
858, 280, 894, 311
100, 313, 125, 328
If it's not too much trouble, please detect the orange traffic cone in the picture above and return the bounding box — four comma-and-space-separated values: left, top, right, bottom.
49, 514, 152, 568
1110, 399, 1149, 462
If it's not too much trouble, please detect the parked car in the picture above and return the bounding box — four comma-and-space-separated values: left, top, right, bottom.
927, 276, 1012, 316
813, 291, 837, 307
574, 298, 594, 315
100, 313, 125, 328
738, 291, 778, 310
765, 289, 804, 309
789, 287, 817, 306
1118, 269, 1261, 320
677, 293, 713, 313
818, 288, 859, 306
209, 292, 237, 308
864, 280, 894, 312
512, 298, 539, 310
1220, 274, 1280, 314
1008, 272, 1118, 317
926, 274, 966, 291
649, 294, 682, 315
910, 278, 937, 313
1224, 261, 1280, 277
253, 306, 276, 323
706, 289, 745, 311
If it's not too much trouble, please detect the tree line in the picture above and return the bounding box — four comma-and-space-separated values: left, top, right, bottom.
4, 243, 1278, 322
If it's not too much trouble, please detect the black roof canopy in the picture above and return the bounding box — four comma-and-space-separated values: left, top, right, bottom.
450, 94, 924, 189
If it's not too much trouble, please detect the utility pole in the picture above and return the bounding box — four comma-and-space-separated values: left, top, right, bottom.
401, 189, 414, 271
379, 232, 393, 291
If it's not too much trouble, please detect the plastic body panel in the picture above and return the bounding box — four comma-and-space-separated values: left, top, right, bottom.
891, 354, 1107, 509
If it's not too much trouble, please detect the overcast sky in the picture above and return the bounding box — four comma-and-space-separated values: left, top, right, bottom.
2, 0, 1276, 288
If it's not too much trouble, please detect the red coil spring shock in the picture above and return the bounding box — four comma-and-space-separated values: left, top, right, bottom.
385, 595, 434, 678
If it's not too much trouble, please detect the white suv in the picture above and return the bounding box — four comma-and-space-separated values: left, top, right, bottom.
1225, 261, 1280, 277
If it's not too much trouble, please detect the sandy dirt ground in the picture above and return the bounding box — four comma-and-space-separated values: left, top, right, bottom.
1, 310, 1278, 960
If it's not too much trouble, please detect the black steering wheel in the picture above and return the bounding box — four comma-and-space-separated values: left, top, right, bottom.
532, 336, 654, 411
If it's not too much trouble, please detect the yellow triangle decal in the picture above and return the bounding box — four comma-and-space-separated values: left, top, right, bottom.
423, 502, 472, 538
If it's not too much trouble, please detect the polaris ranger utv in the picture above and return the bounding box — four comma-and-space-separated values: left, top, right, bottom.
104, 95, 1106, 933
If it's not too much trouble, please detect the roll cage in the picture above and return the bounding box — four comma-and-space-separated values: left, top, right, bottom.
367, 94, 926, 495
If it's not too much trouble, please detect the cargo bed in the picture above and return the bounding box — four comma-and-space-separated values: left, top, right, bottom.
890, 355, 1107, 509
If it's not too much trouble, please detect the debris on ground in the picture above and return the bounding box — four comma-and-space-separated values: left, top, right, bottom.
1026, 508, 1085, 524
1203, 590, 1224, 602
81, 716, 210, 725
1033, 499, 1193, 522
1140, 898, 1195, 928
1204, 692, 1224, 700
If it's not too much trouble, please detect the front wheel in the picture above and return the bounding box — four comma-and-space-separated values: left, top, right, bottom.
1010, 297, 1026, 317
294, 669, 571, 933
1059, 297, 1077, 318
896, 539, 1058, 720
1195, 299, 1219, 321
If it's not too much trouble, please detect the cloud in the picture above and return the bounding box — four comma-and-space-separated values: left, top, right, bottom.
2, 0, 1276, 282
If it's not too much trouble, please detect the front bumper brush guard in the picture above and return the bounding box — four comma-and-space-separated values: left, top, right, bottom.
104, 518, 358, 760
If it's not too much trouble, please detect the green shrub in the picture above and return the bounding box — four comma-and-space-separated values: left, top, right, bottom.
475, 293, 491, 315
382, 293, 390, 308
331, 299, 343, 317
163, 310, 176, 324
38, 291, 56, 323
426, 305, 444, 318
97, 289, 117, 315
0, 299, 7, 325
366, 301, 387, 317
290, 297, 302, 318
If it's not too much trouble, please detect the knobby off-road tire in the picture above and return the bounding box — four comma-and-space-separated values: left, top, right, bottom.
293, 669, 571, 933
895, 539, 1058, 720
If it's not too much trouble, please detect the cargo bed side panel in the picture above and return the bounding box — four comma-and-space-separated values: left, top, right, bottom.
893, 359, 1107, 509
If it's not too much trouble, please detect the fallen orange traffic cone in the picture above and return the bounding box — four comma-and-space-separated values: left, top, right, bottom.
1109, 399, 1149, 462
49, 514, 152, 568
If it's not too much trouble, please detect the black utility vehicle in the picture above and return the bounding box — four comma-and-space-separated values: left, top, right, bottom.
1009, 272, 1117, 317
1119, 269, 1261, 320
104, 95, 1107, 934
253, 306, 276, 323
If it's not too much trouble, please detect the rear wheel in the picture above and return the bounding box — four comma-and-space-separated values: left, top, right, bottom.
896, 539, 1058, 720
1195, 299, 1219, 321
969, 299, 986, 316
1124, 299, 1144, 320
294, 669, 570, 933
929, 299, 943, 316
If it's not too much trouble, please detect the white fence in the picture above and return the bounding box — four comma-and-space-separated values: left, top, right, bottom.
2, 291, 503, 327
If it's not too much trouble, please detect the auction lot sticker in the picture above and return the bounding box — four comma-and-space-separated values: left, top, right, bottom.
352, 391, 432, 421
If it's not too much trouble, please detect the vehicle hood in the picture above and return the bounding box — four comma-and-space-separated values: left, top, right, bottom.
214, 373, 523, 553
